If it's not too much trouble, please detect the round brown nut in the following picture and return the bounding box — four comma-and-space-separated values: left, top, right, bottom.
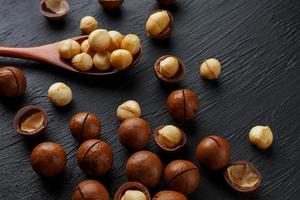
224, 160, 262, 193
153, 190, 187, 200
126, 151, 163, 188
77, 139, 113, 176
167, 89, 200, 121
114, 182, 151, 200
164, 160, 200, 195
118, 118, 151, 150
195, 135, 231, 171
31, 142, 67, 177
13, 105, 48, 137
154, 125, 187, 152
200, 58, 221, 80
117, 100, 141, 121
0, 66, 26, 97
98, 0, 124, 9
70, 112, 101, 142
145, 10, 173, 39
72, 179, 109, 200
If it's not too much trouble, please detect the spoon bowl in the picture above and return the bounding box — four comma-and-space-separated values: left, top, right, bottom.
0, 35, 142, 76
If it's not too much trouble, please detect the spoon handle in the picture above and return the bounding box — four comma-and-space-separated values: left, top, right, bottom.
0, 46, 47, 62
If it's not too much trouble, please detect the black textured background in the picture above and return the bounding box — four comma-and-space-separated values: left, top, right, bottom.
0, 0, 299, 199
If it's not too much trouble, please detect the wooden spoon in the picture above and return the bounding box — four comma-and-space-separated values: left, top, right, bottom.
0, 36, 142, 76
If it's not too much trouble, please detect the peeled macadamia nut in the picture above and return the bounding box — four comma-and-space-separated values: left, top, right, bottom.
80, 16, 98, 34
88, 29, 111, 52
48, 82, 73, 106
108, 30, 124, 51
58, 39, 81, 59
146, 10, 170, 36
159, 57, 179, 78
249, 126, 273, 149
93, 52, 111, 71
45, 0, 64, 14
200, 58, 221, 80
117, 100, 141, 121
121, 34, 141, 55
110, 49, 133, 70
72, 53, 93, 71
121, 190, 147, 200
81, 39, 96, 57
158, 125, 182, 148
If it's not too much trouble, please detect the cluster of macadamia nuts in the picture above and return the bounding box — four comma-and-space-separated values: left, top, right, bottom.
58, 17, 141, 72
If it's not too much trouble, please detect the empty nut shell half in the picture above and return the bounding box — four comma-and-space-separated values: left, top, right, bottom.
40, 0, 70, 20
154, 125, 187, 152
13, 105, 48, 136
224, 160, 261, 193
114, 182, 151, 200
154, 55, 185, 84
146, 10, 173, 40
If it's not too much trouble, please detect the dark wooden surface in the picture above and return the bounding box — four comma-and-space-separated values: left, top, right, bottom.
0, 0, 299, 199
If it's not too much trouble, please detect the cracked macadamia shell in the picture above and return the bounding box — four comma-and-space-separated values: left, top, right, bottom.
14, 105, 48, 136
69, 112, 101, 142
72, 179, 109, 200
167, 89, 199, 121
0, 66, 27, 97
195, 135, 231, 171
224, 161, 261, 193
77, 139, 113, 176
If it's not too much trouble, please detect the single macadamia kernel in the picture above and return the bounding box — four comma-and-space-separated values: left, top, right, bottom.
249, 126, 273, 149
110, 49, 133, 70
80, 16, 98, 34
81, 39, 96, 57
45, 0, 64, 14
89, 29, 111, 52
108, 30, 123, 51
121, 190, 147, 200
146, 11, 170, 36
93, 52, 111, 71
200, 58, 221, 80
48, 82, 72, 106
72, 52, 93, 71
117, 100, 141, 121
159, 57, 179, 77
58, 39, 81, 59
121, 34, 141, 55
158, 125, 182, 148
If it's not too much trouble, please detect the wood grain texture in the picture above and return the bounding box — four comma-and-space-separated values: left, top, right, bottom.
0, 0, 299, 199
